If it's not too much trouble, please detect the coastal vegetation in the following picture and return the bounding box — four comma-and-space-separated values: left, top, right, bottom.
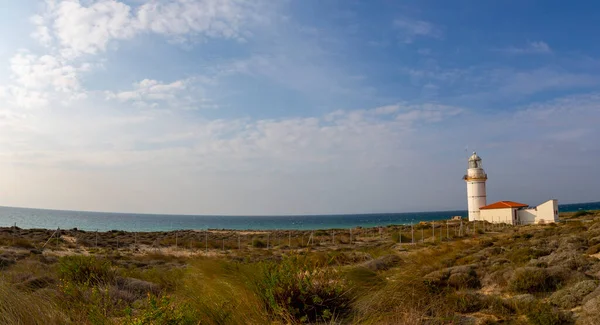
1, 210, 600, 324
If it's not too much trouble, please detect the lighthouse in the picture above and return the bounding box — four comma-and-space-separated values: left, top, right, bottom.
463, 152, 487, 221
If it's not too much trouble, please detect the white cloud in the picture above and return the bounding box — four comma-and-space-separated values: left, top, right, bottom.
393, 17, 441, 43
2, 87, 50, 109
0, 100, 464, 171
51, 0, 136, 58
401, 64, 599, 102
373, 104, 400, 115
34, 0, 267, 59
496, 41, 552, 54
1, 50, 89, 108
1, 89, 600, 214
105, 77, 214, 110
107, 79, 186, 101
30, 14, 53, 47
10, 51, 81, 93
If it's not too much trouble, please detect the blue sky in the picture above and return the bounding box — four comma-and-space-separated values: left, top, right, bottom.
0, 0, 599, 215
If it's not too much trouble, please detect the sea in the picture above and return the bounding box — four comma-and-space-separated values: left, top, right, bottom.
0, 202, 598, 232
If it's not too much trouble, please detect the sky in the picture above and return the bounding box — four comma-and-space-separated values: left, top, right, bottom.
0, 0, 599, 215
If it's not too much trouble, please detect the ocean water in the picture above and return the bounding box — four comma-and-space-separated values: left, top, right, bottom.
0, 202, 598, 232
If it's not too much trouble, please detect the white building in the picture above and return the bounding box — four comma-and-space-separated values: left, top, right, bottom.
479, 199, 559, 225
463, 152, 487, 221
462, 152, 559, 225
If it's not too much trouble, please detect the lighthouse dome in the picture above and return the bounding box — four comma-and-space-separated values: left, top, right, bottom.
468, 152, 483, 169
469, 152, 481, 162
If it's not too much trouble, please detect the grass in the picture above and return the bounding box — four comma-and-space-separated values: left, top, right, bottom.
0, 280, 68, 325
1, 212, 600, 324
251, 254, 351, 323
58, 255, 115, 285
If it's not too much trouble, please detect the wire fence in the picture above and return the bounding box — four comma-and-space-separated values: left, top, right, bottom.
0, 219, 519, 254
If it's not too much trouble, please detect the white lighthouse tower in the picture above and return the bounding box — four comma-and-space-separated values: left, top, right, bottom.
463, 152, 487, 221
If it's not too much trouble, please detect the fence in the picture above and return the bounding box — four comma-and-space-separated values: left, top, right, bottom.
0, 219, 517, 254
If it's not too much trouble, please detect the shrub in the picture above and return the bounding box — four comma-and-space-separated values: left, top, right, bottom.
250, 254, 351, 323
526, 302, 573, 325
509, 267, 563, 293
505, 247, 549, 264
486, 296, 516, 317
124, 295, 196, 325
423, 265, 480, 291
446, 291, 484, 313
58, 255, 115, 285
579, 296, 600, 325
549, 280, 598, 309
59, 282, 129, 323
252, 239, 267, 248
120, 266, 185, 291
574, 210, 592, 218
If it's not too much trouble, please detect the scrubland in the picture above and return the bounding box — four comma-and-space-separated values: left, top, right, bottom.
1, 210, 600, 324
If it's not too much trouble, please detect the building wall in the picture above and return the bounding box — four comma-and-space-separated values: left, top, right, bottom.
517, 199, 559, 225
466, 180, 487, 221
535, 199, 559, 224
518, 209, 537, 225
480, 208, 514, 224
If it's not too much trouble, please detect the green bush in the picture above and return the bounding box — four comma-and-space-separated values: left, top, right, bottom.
509, 267, 563, 293
250, 254, 351, 323
124, 295, 196, 325
58, 255, 115, 285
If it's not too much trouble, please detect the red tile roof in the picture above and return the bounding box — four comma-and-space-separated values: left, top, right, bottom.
480, 201, 529, 210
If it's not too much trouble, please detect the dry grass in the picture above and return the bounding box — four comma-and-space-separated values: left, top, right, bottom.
0, 280, 68, 325
1, 213, 599, 324
177, 258, 269, 324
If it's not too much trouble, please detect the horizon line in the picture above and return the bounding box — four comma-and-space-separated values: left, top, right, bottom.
0, 200, 597, 218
